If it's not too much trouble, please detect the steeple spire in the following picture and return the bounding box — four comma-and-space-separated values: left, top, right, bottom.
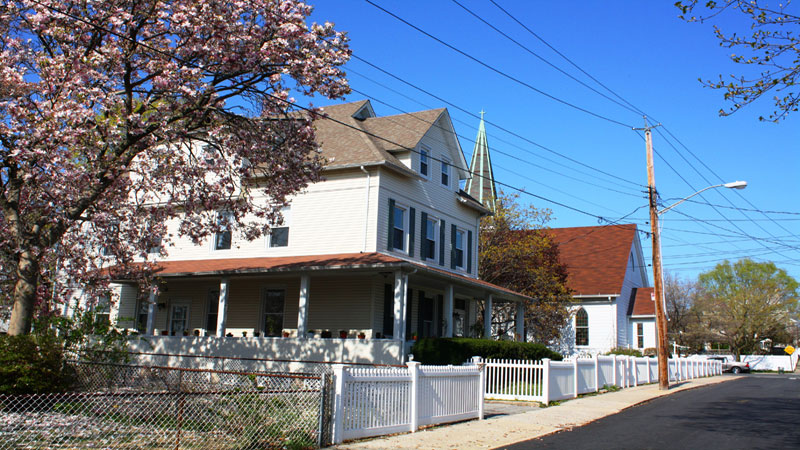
465, 111, 497, 211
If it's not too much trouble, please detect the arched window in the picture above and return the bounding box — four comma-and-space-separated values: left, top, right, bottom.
575, 308, 589, 346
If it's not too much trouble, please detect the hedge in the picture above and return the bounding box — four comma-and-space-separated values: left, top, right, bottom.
410, 337, 562, 365
0, 334, 76, 395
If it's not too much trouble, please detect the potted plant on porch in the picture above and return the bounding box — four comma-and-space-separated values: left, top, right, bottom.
357, 332, 366, 340
339, 330, 348, 339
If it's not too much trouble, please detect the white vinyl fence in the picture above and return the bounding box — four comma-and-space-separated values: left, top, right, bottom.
332, 361, 484, 444
485, 356, 722, 405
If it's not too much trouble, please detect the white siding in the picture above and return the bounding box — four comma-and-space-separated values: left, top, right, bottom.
377, 168, 480, 278
629, 318, 656, 350
558, 301, 618, 356
141, 168, 381, 262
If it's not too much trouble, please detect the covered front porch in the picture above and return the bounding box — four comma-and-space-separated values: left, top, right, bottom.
110, 253, 529, 365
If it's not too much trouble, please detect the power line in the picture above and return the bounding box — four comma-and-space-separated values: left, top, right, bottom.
487, 0, 800, 265
348, 85, 644, 199
346, 54, 645, 188
669, 198, 800, 215
487, 0, 647, 116
364, 0, 637, 128
450, 0, 641, 116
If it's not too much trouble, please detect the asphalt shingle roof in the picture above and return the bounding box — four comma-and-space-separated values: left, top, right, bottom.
313, 100, 443, 175
545, 224, 639, 297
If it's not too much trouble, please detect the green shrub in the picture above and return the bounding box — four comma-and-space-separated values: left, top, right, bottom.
0, 309, 129, 395
0, 334, 76, 394
642, 347, 657, 357
605, 347, 642, 357
410, 337, 562, 365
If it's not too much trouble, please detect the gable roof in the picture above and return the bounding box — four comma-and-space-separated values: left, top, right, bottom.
544, 224, 640, 297
628, 287, 656, 316
313, 100, 445, 176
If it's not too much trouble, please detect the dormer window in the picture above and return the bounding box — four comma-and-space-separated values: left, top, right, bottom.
420, 148, 429, 177
441, 157, 450, 187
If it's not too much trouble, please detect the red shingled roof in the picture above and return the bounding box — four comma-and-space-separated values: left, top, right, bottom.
544, 224, 639, 297
629, 287, 656, 316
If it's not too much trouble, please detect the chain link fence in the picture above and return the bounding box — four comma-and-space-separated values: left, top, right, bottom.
0, 362, 326, 449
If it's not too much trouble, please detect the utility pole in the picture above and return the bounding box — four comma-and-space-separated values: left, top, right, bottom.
639, 120, 670, 390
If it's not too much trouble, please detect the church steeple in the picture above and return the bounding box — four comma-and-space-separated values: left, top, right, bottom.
465, 111, 497, 211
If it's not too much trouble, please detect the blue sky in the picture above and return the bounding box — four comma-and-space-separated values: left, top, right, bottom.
301, 1, 800, 283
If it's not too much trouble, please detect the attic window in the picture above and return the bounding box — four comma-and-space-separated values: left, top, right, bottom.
441, 157, 450, 187
352, 103, 375, 120
420, 148, 429, 177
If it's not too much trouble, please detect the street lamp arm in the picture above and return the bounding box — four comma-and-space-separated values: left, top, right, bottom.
658, 181, 747, 215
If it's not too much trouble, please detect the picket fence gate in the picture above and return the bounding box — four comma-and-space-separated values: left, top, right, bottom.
484, 356, 722, 405
331, 360, 484, 444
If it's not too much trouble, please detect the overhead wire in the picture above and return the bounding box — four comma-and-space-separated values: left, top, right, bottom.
364, 0, 638, 128
487, 0, 800, 266
26, 0, 641, 231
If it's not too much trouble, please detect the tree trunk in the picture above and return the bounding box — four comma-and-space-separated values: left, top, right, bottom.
8, 250, 40, 335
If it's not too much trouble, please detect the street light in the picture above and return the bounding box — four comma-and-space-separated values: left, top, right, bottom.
646, 127, 747, 390
659, 181, 747, 214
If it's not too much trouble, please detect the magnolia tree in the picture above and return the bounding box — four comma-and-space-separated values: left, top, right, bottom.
0, 0, 351, 335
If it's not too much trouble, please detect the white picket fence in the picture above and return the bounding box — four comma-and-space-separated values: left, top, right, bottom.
332, 361, 484, 444
485, 356, 722, 405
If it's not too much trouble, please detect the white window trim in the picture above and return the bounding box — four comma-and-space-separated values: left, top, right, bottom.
575, 308, 589, 347
168, 301, 191, 336
419, 145, 430, 179
259, 286, 287, 337
391, 202, 410, 254
454, 227, 466, 270
424, 215, 440, 262
211, 211, 233, 252
265, 207, 291, 249
440, 156, 451, 188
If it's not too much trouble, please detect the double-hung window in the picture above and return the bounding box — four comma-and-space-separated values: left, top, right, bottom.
392, 204, 406, 252
206, 290, 220, 336
424, 217, 437, 260
637, 323, 644, 348
94, 295, 111, 328
268, 207, 290, 248
440, 157, 450, 187
420, 148, 429, 177
262, 289, 285, 337
214, 211, 232, 250
135, 299, 149, 333
454, 229, 465, 269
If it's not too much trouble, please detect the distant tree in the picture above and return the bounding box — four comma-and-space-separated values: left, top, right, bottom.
478, 193, 573, 344
664, 272, 706, 352
676, 1, 800, 121
1, 0, 351, 335
696, 259, 799, 359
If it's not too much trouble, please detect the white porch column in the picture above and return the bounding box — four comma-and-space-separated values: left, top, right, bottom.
393, 270, 408, 342
515, 301, 526, 342
145, 284, 157, 336
483, 294, 493, 339
297, 274, 310, 337
216, 278, 229, 337
444, 284, 454, 338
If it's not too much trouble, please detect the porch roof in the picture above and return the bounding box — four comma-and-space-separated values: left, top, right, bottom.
141, 252, 530, 302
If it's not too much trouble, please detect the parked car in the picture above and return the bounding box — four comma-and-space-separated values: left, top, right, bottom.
707, 356, 750, 374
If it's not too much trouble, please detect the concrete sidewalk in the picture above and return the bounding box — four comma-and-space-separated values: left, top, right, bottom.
331, 375, 739, 450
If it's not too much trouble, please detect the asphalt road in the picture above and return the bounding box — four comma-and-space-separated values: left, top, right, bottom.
499, 374, 800, 450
